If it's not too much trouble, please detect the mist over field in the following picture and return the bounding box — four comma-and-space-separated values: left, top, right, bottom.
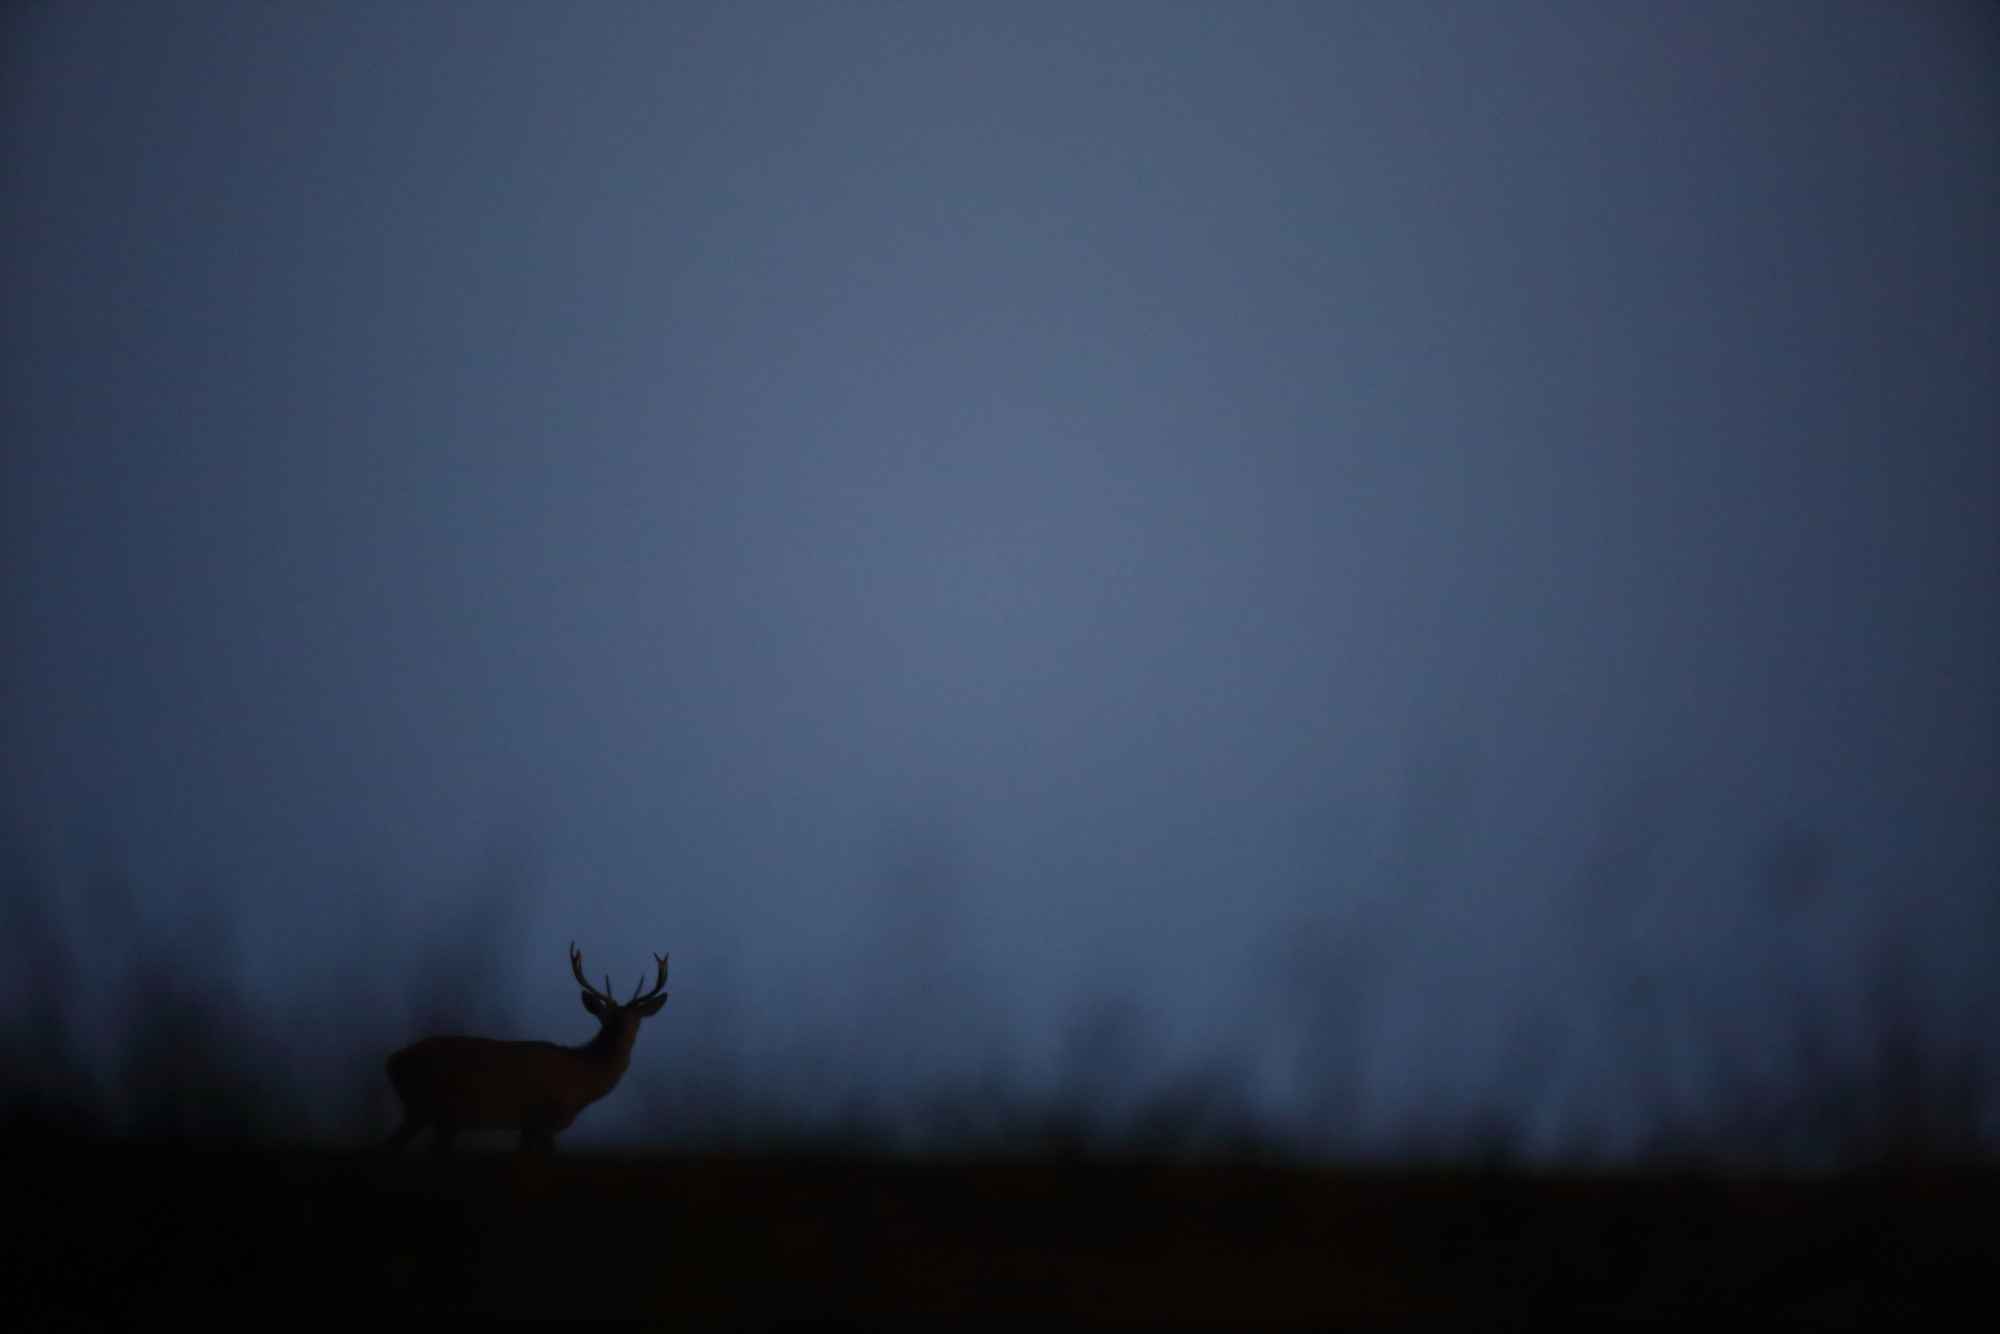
5, 1, 1996, 1169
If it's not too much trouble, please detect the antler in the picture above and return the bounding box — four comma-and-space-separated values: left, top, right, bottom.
630, 952, 670, 1004
572, 942, 669, 1007
570, 942, 619, 1005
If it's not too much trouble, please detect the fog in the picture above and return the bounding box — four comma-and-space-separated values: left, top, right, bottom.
5, 1, 1996, 1164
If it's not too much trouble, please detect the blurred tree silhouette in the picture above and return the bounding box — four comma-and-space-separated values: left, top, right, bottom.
1053, 989, 1156, 1147
0, 843, 103, 1137
1695, 915, 1991, 1171
0, 832, 550, 1146
1631, 828, 1994, 1170
53, 861, 304, 1141
1127, 1049, 1266, 1160
403, 832, 540, 1041
117, 922, 298, 1140
638, 945, 754, 1150
847, 810, 1002, 1133
1266, 900, 1384, 1157
2, 805, 1990, 1167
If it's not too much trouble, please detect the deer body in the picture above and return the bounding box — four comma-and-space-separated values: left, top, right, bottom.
383, 943, 668, 1154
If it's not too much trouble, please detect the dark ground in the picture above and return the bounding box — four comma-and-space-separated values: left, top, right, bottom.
7, 1141, 1992, 1326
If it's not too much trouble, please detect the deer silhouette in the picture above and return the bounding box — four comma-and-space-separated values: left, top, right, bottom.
383, 942, 669, 1154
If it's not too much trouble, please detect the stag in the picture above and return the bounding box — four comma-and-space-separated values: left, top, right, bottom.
383, 943, 670, 1154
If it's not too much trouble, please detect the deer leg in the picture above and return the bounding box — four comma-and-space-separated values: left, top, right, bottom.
520, 1104, 565, 1156
381, 1117, 424, 1155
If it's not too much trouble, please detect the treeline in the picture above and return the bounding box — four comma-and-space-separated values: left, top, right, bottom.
1, 830, 1991, 1170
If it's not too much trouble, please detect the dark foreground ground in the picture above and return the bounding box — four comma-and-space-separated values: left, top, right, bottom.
7, 1141, 1993, 1325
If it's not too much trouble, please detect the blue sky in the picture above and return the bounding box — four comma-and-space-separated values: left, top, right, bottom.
5, 1, 1995, 1154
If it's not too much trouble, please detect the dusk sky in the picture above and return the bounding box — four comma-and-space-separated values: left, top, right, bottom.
5, 2, 1995, 1156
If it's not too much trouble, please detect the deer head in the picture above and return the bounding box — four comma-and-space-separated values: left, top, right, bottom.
570, 941, 671, 1053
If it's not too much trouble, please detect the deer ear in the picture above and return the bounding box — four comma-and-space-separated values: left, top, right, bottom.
631, 994, 667, 1017
581, 991, 608, 1016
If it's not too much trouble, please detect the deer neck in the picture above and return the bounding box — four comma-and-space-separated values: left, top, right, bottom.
578, 1023, 637, 1081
